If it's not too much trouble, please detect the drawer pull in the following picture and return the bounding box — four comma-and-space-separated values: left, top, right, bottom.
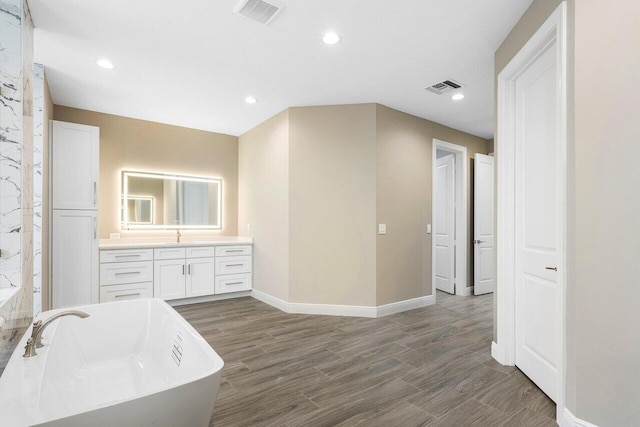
225, 263, 244, 267
115, 254, 141, 258
225, 282, 244, 286
114, 293, 141, 298
225, 250, 244, 253
115, 271, 141, 276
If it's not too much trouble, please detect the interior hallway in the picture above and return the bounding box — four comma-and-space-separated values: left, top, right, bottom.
177, 292, 555, 426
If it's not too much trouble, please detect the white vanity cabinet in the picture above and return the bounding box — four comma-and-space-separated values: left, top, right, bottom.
99, 243, 252, 304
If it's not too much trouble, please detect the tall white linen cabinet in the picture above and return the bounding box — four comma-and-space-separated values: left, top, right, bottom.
51, 121, 100, 309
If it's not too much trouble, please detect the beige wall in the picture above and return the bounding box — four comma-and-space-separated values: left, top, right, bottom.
238, 110, 290, 301
375, 105, 490, 305
573, 1, 640, 424
41, 73, 53, 311
53, 106, 239, 238
289, 105, 377, 306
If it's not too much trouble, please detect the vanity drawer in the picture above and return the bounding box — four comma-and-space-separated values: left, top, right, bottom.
215, 273, 252, 294
215, 256, 252, 275
100, 261, 154, 285
100, 248, 153, 263
186, 246, 215, 259
100, 282, 153, 303
215, 245, 252, 257
154, 247, 186, 260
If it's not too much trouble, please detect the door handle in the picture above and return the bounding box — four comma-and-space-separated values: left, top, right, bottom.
545, 267, 558, 271
188, 264, 191, 275
182, 265, 185, 275
473, 240, 486, 244
93, 182, 97, 206
93, 218, 97, 239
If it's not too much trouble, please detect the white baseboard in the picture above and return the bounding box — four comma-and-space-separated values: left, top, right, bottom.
251, 289, 434, 318
168, 291, 252, 307
562, 408, 599, 427
491, 341, 511, 366
457, 286, 474, 296
376, 295, 435, 317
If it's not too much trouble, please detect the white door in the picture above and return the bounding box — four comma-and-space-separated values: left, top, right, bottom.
434, 154, 456, 294
474, 154, 495, 295
186, 257, 215, 297
154, 259, 186, 300
52, 210, 98, 308
183, 182, 209, 225
514, 42, 562, 402
52, 121, 99, 210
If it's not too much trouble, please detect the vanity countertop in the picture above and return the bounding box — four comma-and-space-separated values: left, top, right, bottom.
99, 236, 253, 250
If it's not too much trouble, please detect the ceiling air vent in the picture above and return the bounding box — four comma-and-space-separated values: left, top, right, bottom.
426, 79, 464, 95
234, 0, 285, 25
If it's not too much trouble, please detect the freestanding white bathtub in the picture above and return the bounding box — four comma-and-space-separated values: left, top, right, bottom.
0, 299, 224, 427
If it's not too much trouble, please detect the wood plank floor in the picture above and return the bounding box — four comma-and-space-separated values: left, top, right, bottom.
176, 291, 556, 427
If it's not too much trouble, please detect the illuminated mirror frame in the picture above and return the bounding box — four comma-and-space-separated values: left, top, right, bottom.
121, 196, 155, 225
121, 170, 223, 230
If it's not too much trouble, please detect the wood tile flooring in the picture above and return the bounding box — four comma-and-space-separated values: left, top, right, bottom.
176, 291, 556, 426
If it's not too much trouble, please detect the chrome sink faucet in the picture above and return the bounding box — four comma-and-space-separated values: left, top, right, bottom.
177, 229, 182, 243
23, 310, 90, 357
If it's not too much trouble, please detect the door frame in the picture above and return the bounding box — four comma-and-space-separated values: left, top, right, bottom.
493, 2, 567, 421
432, 139, 468, 297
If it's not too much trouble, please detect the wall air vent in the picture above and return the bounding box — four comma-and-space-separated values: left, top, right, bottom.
234, 0, 285, 25
426, 79, 464, 95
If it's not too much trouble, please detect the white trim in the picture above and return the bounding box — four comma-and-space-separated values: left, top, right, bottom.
167, 291, 251, 307
495, 2, 567, 423
458, 286, 473, 296
376, 295, 435, 317
251, 289, 434, 318
432, 139, 468, 297
561, 408, 599, 427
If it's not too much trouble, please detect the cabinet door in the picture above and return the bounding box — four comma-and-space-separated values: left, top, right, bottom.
52, 121, 99, 210
154, 259, 186, 300
186, 257, 215, 297
52, 210, 98, 308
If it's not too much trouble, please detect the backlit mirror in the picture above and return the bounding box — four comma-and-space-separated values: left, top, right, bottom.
121, 171, 222, 229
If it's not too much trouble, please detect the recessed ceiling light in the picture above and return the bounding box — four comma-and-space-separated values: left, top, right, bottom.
322, 32, 341, 45
451, 93, 465, 101
96, 59, 114, 69
245, 96, 257, 104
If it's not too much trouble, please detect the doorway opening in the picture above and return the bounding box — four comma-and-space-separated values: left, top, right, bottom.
431, 139, 468, 297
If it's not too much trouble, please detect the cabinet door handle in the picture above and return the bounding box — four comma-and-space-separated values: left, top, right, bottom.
93, 182, 97, 206
182, 265, 185, 275
93, 217, 97, 239
188, 264, 191, 275
114, 293, 141, 299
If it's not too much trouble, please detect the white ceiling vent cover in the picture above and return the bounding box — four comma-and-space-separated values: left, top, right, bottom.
426, 79, 464, 95
234, 0, 285, 25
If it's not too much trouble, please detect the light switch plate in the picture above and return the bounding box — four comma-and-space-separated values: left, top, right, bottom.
378, 224, 387, 235
110, 233, 120, 239
427, 224, 432, 234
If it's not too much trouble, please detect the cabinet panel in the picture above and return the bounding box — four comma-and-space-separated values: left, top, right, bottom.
186, 257, 215, 297
215, 246, 252, 257
154, 247, 186, 260
154, 259, 186, 300
186, 246, 215, 259
99, 261, 153, 286
100, 249, 153, 263
215, 273, 252, 294
215, 255, 252, 275
100, 282, 153, 303
52, 210, 98, 308
52, 121, 99, 210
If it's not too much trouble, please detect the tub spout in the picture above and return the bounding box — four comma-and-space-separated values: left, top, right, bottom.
23, 310, 90, 357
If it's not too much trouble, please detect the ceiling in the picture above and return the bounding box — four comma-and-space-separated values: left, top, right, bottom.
29, 0, 533, 139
